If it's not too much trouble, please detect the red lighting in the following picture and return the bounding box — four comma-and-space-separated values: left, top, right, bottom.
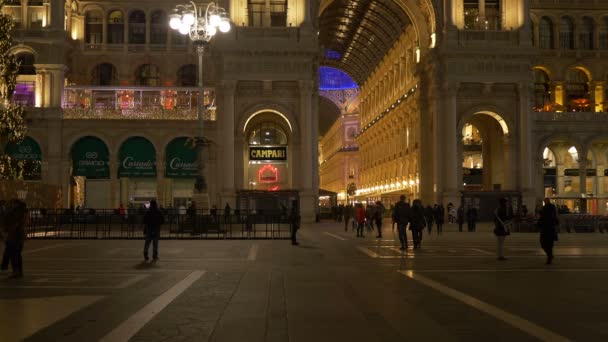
258, 164, 278, 183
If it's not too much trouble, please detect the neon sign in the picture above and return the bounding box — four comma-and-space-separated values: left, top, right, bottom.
258, 164, 278, 183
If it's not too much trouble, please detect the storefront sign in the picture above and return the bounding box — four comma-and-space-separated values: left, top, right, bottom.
564, 169, 597, 177
166, 137, 198, 178
72, 136, 110, 179
249, 146, 287, 161
118, 137, 156, 178
258, 164, 279, 183
5, 136, 42, 180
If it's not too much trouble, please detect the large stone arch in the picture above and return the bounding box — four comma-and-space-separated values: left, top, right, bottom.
238, 102, 299, 141
318, 0, 435, 51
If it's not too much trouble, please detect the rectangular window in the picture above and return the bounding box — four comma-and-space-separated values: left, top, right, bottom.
248, 0, 265, 27
485, 0, 501, 30
270, 0, 287, 27
464, 0, 479, 30
12, 81, 35, 107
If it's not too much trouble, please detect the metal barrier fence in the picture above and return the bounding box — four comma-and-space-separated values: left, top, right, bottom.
25, 209, 293, 240
513, 214, 608, 233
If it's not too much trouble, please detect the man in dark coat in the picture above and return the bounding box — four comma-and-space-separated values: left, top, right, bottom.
289, 201, 300, 246
466, 206, 478, 232
143, 201, 164, 261
538, 198, 559, 264
392, 195, 411, 250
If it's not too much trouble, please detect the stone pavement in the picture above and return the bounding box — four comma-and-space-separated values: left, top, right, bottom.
1, 221, 608, 341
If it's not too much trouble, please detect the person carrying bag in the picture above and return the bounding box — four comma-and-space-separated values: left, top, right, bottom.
494, 198, 512, 261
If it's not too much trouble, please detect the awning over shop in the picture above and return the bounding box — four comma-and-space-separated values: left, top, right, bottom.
165, 137, 197, 178
118, 137, 156, 178
5, 136, 42, 180
71, 136, 109, 179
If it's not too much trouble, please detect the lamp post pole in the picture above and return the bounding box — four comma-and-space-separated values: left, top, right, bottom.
169, 1, 231, 210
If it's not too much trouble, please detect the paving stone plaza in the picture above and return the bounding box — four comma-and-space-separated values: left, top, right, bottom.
2, 222, 607, 342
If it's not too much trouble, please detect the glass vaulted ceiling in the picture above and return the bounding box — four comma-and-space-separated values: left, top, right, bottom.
319, 0, 411, 85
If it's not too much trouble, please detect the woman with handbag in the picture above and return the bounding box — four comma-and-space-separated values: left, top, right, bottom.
494, 198, 512, 261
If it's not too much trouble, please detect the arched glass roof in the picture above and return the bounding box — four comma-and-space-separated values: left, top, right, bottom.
319, 66, 358, 90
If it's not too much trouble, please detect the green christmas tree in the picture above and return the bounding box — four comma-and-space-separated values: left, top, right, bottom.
0, 1, 28, 180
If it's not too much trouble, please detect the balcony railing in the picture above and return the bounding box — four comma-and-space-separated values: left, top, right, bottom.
531, 0, 604, 8
62, 86, 216, 120
534, 111, 608, 121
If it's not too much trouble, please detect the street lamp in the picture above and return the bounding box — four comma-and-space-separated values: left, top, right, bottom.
169, 1, 231, 209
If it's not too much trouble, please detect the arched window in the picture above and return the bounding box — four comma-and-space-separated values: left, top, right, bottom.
128, 10, 146, 44
107, 10, 124, 44
579, 17, 594, 50
248, 122, 288, 145
135, 64, 160, 86
85, 10, 103, 44
176, 64, 197, 86
15, 52, 35, 75
565, 68, 590, 111
91, 63, 117, 86
539, 17, 554, 49
150, 10, 167, 45
559, 17, 574, 49
533, 68, 550, 111
600, 17, 608, 49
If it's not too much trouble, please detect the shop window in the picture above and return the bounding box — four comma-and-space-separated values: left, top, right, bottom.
135, 64, 160, 86
249, 122, 288, 146
539, 17, 554, 49
270, 0, 287, 27
177, 64, 197, 86
91, 63, 117, 86
15, 52, 35, 75
128, 10, 146, 44
565, 68, 590, 111
559, 17, 574, 50
107, 10, 124, 44
85, 10, 103, 44
150, 10, 167, 45
248, 0, 265, 27
533, 68, 550, 111
579, 17, 594, 50
600, 17, 608, 49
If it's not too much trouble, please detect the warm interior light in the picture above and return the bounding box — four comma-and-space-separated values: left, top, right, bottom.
219, 20, 231, 33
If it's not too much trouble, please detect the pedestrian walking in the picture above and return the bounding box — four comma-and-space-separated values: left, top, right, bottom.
466, 206, 478, 232
1, 199, 27, 278
143, 200, 164, 262
374, 201, 385, 238
494, 198, 513, 261
344, 204, 353, 232
392, 195, 411, 250
224, 203, 231, 224
289, 201, 300, 246
537, 198, 559, 264
456, 205, 464, 232
434, 204, 445, 235
365, 203, 375, 233
355, 203, 366, 238
424, 205, 434, 235
410, 199, 426, 249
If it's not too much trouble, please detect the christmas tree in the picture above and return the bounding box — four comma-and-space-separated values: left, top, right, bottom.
0, 1, 28, 179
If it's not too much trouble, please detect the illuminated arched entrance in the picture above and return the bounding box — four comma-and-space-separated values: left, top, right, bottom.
461, 112, 511, 191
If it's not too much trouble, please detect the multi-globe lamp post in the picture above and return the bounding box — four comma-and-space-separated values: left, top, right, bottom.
169, 2, 231, 209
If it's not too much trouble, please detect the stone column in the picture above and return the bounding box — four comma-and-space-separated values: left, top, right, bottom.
156, 152, 165, 206
299, 80, 315, 223
518, 83, 535, 208
34, 64, 66, 108
110, 161, 119, 208
503, 136, 514, 190
556, 163, 564, 196
220, 80, 237, 208
61, 159, 71, 208
579, 156, 588, 213
102, 13, 108, 46
50, 0, 65, 31
442, 82, 460, 205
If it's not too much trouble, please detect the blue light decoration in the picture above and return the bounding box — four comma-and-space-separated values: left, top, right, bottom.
319, 66, 358, 90
324, 49, 342, 60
